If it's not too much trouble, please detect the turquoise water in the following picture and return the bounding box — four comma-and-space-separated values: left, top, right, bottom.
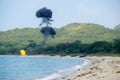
0, 56, 90, 80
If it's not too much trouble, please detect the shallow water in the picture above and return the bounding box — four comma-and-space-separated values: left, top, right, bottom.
0, 56, 89, 80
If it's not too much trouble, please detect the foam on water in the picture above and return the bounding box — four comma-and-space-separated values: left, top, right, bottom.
36, 58, 92, 80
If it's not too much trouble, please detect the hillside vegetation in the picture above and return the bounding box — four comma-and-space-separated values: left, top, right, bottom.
54, 23, 120, 44
0, 23, 120, 54
114, 24, 120, 31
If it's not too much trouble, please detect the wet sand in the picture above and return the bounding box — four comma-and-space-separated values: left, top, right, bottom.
61, 56, 120, 80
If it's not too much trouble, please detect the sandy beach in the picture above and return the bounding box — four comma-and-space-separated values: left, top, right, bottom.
61, 56, 120, 80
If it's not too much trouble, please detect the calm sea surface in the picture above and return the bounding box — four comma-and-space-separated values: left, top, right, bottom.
0, 56, 90, 80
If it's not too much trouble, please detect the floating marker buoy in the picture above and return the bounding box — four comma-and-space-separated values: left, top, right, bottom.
20, 49, 26, 56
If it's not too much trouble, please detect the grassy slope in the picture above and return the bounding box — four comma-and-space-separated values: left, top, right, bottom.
0, 23, 120, 47
50, 23, 120, 45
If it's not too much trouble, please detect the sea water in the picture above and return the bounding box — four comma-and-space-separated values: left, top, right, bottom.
0, 56, 91, 80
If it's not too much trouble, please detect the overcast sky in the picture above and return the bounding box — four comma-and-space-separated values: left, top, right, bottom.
0, 0, 120, 31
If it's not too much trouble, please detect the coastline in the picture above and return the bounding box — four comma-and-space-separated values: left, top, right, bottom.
37, 57, 92, 80
1, 55, 120, 80
61, 56, 120, 80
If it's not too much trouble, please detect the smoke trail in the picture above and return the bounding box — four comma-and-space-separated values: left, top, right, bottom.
29, 7, 56, 54
36, 7, 53, 26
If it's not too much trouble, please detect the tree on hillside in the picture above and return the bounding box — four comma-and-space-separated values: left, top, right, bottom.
114, 24, 120, 31
113, 39, 120, 53
88, 41, 112, 53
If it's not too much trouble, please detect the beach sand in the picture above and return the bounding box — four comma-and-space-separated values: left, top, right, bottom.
61, 56, 120, 80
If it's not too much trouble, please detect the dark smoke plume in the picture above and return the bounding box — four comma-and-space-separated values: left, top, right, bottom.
29, 7, 56, 53
36, 7, 56, 38
36, 7, 52, 18
41, 27, 56, 38
36, 7, 54, 26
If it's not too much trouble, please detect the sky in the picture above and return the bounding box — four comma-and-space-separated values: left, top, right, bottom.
0, 0, 120, 31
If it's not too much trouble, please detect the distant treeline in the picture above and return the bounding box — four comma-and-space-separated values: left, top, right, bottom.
34, 39, 120, 55
0, 39, 120, 55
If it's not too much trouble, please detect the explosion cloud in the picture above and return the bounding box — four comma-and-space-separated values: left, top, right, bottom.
40, 27, 56, 38
36, 7, 56, 38
30, 7, 56, 53
36, 7, 52, 18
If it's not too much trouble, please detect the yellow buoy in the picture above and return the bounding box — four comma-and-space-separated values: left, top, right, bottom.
20, 49, 26, 56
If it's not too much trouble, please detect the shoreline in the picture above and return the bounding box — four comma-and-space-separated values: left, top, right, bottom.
61, 56, 120, 80
36, 57, 92, 80
1, 55, 120, 80
0, 54, 84, 58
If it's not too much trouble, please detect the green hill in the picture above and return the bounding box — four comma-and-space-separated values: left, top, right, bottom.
114, 24, 120, 31
0, 23, 120, 54
53, 23, 120, 44
0, 23, 120, 46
